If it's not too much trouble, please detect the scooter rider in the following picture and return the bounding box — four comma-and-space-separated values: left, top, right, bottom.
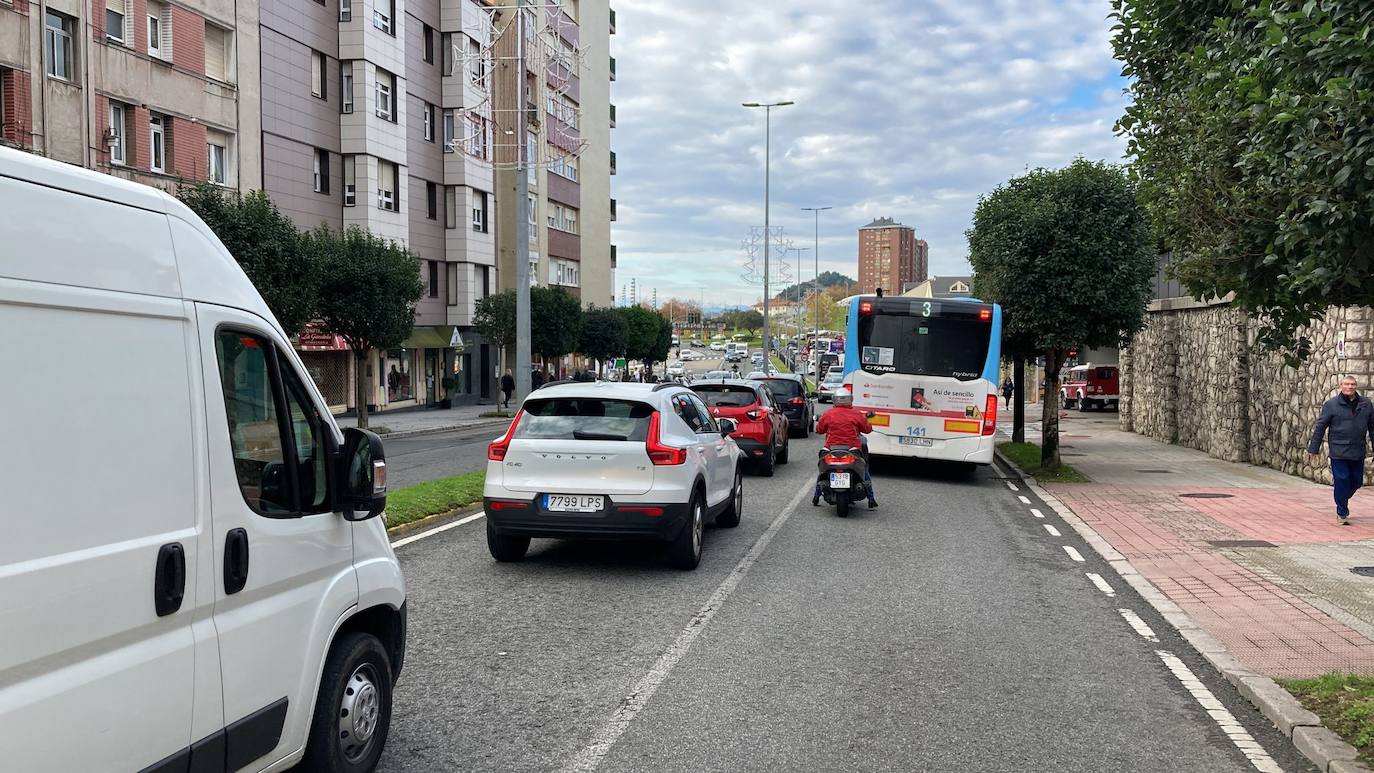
814, 388, 878, 508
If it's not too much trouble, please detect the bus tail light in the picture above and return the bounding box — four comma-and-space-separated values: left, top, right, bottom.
979, 308, 992, 321
982, 394, 997, 436
860, 301, 873, 315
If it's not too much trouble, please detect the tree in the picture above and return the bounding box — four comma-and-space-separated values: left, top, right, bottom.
656, 298, 703, 329
773, 271, 855, 301
617, 305, 664, 369
530, 286, 583, 367
309, 226, 425, 429
1113, 0, 1374, 359
650, 315, 674, 366
178, 184, 317, 333
721, 309, 763, 336
579, 306, 628, 373
473, 290, 517, 354
967, 160, 1155, 468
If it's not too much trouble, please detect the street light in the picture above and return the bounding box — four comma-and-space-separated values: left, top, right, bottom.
801, 206, 832, 382
743, 100, 794, 361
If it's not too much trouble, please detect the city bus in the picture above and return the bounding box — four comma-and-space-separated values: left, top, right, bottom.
839, 295, 1002, 465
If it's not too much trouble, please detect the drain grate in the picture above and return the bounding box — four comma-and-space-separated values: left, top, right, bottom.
1180, 492, 1235, 499
1353, 567, 1374, 578
1135, 469, 1172, 474
1208, 539, 1276, 548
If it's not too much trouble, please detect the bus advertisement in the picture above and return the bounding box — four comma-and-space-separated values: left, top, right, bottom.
841, 295, 1003, 465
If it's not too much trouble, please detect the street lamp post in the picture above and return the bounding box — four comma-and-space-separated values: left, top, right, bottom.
801, 206, 832, 382
743, 100, 793, 362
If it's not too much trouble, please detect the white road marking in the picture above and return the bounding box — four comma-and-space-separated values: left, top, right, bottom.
390, 511, 486, 549
1155, 651, 1283, 772
1043, 524, 1061, 537
1005, 480, 1020, 492
1017, 495, 1031, 505
1063, 545, 1085, 562
1118, 608, 1159, 642
559, 478, 814, 773
1086, 572, 1116, 597
1030, 508, 1045, 519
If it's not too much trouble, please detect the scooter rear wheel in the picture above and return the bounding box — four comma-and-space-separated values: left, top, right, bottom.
834, 491, 850, 518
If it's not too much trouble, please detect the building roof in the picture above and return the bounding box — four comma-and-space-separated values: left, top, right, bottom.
859, 216, 913, 231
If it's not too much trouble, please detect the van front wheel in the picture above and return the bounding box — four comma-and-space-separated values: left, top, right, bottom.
302, 632, 394, 773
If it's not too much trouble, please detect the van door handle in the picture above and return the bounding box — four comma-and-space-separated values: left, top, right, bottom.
224, 528, 250, 595
154, 542, 186, 617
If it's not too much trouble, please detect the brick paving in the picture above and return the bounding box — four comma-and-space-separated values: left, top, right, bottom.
1009, 411, 1374, 679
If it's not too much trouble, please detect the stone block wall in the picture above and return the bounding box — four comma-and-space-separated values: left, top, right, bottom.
1120, 300, 1374, 484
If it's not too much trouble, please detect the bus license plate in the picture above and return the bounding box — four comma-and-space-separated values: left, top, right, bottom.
899, 436, 934, 447
545, 494, 604, 512
829, 472, 851, 488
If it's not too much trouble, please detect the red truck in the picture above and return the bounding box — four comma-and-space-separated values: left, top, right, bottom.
1061, 363, 1120, 411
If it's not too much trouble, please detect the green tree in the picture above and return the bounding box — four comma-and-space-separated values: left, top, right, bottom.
579, 306, 628, 373
178, 184, 317, 333
721, 309, 763, 336
1113, 0, 1374, 359
473, 290, 517, 354
531, 286, 584, 365
967, 160, 1155, 468
617, 305, 664, 370
650, 315, 674, 367
308, 226, 425, 429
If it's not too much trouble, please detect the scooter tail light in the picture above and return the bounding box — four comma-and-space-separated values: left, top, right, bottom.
646, 411, 687, 465
487, 409, 525, 461
982, 393, 997, 436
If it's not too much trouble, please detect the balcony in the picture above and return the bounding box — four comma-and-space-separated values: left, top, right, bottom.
609, 6, 615, 34
609, 103, 616, 128
609, 56, 616, 81
610, 197, 617, 221
610, 150, 616, 175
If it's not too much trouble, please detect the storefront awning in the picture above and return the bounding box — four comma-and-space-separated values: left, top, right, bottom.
400, 326, 459, 350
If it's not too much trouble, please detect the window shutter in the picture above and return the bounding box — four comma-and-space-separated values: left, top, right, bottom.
205, 27, 225, 81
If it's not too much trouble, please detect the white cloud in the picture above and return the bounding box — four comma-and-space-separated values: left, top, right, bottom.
606, 0, 1129, 304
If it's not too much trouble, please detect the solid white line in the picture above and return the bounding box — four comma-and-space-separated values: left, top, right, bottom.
1043, 524, 1061, 537
1063, 545, 1085, 562
559, 477, 814, 773
1086, 572, 1116, 597
1118, 608, 1159, 642
1017, 495, 1031, 505
1005, 480, 1020, 492
1030, 508, 1045, 519
1155, 651, 1282, 772
390, 511, 486, 549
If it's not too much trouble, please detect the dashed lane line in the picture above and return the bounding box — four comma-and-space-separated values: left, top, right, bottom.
1086, 572, 1116, 597
1017, 495, 1032, 505
1043, 524, 1061, 537
1030, 508, 1045, 519
1063, 545, 1085, 562
1005, 480, 1020, 492
1118, 608, 1160, 643
1155, 651, 1283, 773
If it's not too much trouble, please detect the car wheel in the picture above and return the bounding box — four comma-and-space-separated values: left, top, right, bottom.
777, 433, 790, 464
758, 444, 776, 477
486, 520, 530, 562
301, 632, 393, 773
669, 492, 705, 570
801, 414, 811, 438
716, 469, 742, 528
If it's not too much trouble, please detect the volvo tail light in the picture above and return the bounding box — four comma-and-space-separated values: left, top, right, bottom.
646, 411, 687, 465
487, 410, 524, 461
982, 393, 997, 436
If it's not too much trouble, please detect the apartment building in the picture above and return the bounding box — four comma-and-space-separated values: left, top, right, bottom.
260, 0, 504, 410
858, 216, 926, 295
0, 0, 260, 189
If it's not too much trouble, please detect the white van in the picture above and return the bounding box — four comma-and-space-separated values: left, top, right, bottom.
0, 148, 406, 772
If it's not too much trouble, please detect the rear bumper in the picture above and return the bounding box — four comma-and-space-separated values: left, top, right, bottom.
732, 437, 772, 460
865, 431, 995, 464
484, 497, 690, 541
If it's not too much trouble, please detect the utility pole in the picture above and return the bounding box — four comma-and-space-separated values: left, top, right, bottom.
743, 100, 793, 360
513, 0, 531, 400
802, 206, 832, 381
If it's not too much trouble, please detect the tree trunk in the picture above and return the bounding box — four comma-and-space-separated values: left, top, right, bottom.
1012, 354, 1026, 444
1041, 348, 1064, 469
354, 349, 370, 430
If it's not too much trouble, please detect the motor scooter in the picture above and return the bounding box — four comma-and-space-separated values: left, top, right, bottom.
816, 445, 869, 518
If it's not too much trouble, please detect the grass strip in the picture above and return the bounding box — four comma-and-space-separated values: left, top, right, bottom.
1281, 674, 1374, 767
997, 441, 1090, 483
386, 470, 486, 528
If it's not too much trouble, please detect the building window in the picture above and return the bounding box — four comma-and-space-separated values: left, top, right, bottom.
45, 11, 75, 80
311, 50, 326, 99
549, 203, 578, 234
372, 0, 394, 34
479, 265, 491, 299
471, 190, 487, 233
343, 155, 356, 206
467, 36, 484, 85
207, 131, 229, 185
375, 69, 395, 121
205, 24, 231, 82
339, 0, 351, 22
441, 32, 454, 76
106, 3, 127, 44
340, 62, 353, 113
428, 261, 439, 298
552, 258, 579, 288
107, 103, 126, 165
442, 109, 455, 152
149, 114, 166, 173
444, 185, 457, 229
549, 147, 577, 181
146, 2, 167, 59
525, 134, 535, 184
313, 148, 329, 194
468, 113, 488, 160
426, 181, 437, 219
377, 160, 397, 210
423, 102, 434, 142
422, 24, 434, 64
527, 193, 537, 243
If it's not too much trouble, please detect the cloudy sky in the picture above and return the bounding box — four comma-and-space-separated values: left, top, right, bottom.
607, 0, 1129, 308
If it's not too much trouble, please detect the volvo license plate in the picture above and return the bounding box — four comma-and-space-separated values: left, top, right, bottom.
899, 436, 934, 447
829, 472, 851, 488
544, 494, 604, 512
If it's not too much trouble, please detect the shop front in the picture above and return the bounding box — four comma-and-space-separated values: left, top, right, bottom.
295, 326, 353, 414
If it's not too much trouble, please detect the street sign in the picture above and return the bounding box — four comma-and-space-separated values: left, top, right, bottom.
449, 328, 465, 350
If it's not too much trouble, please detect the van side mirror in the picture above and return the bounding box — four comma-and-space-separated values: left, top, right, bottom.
718, 418, 737, 436
339, 427, 387, 521
808, 391, 818, 399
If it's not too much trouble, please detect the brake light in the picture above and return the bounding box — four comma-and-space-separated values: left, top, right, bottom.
982, 393, 997, 436
746, 409, 764, 421
789, 397, 805, 405
619, 506, 664, 516
646, 411, 687, 465
860, 301, 873, 314
979, 308, 991, 321
487, 500, 530, 511
487, 410, 524, 461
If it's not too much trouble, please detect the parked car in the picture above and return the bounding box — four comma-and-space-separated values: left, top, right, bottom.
0, 148, 406, 773
691, 381, 790, 476
483, 382, 744, 569
1061, 364, 1121, 411
818, 370, 846, 403
753, 375, 813, 438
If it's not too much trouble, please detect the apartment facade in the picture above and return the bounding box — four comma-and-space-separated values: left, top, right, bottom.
857, 216, 926, 295
0, 0, 260, 188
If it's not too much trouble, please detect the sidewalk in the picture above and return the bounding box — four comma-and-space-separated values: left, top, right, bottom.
335, 402, 509, 438
1003, 410, 1374, 679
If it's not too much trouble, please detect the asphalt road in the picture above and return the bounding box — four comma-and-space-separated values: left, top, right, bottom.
376, 400, 1314, 772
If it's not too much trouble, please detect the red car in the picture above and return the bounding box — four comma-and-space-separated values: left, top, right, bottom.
691, 380, 790, 476
1061, 363, 1120, 411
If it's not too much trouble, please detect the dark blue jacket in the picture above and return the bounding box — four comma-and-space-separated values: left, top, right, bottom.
1308, 393, 1374, 460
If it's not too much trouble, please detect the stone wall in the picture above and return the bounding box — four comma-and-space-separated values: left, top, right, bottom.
1120, 300, 1374, 484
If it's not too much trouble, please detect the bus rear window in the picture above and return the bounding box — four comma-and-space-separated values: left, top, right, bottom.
857, 313, 990, 380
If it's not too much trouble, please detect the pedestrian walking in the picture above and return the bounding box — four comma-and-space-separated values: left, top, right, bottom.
1001, 377, 1014, 409
1307, 375, 1374, 525
500, 369, 514, 408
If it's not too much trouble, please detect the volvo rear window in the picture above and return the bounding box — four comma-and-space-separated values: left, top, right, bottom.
515, 398, 653, 441
691, 385, 759, 407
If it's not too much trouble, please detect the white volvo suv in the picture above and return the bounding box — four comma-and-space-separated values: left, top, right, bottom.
483, 381, 745, 569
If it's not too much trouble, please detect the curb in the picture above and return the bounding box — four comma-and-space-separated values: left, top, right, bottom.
348, 417, 511, 441
385, 503, 484, 539
994, 449, 1370, 773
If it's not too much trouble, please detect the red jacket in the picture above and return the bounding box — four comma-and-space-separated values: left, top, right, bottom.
817, 406, 873, 450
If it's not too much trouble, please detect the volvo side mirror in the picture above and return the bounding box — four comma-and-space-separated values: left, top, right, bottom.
339, 427, 387, 521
